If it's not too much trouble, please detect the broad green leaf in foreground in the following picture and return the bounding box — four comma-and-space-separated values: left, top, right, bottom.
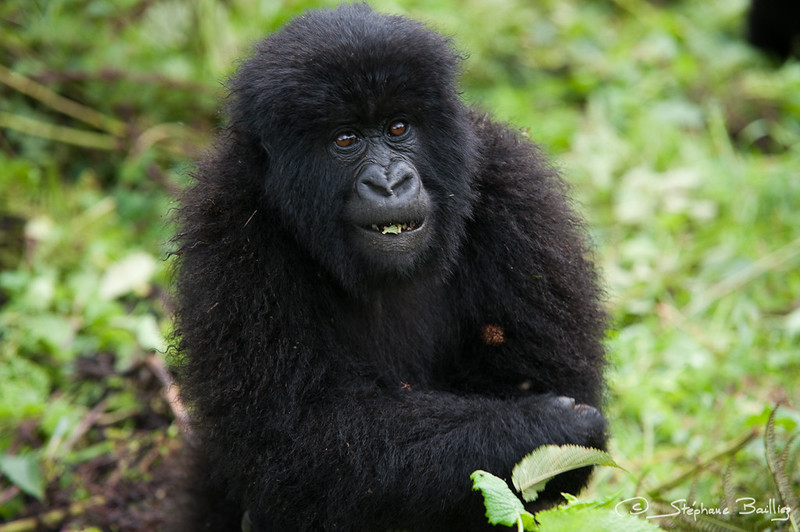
512, 445, 624, 502
534, 502, 662, 532
471, 470, 536, 530
0, 453, 45, 500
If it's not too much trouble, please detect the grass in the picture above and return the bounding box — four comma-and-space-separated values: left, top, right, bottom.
1, 0, 798, 530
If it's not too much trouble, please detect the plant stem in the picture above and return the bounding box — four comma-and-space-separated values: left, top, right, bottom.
0, 64, 126, 136
0, 112, 117, 150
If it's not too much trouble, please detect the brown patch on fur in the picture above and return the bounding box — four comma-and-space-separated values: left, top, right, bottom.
481, 324, 505, 346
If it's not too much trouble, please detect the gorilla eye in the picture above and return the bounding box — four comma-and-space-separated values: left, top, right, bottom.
388, 121, 408, 137
335, 132, 358, 148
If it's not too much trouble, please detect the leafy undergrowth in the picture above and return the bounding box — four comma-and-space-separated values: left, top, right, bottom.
0, 353, 178, 531
473, 410, 800, 531
470, 445, 657, 532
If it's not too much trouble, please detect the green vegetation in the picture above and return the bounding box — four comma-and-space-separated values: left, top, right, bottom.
1, 0, 798, 529
471, 445, 647, 531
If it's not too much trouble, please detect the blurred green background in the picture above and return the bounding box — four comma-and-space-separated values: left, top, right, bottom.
1, 0, 798, 530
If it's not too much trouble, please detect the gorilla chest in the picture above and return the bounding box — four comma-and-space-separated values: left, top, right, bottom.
333, 284, 455, 384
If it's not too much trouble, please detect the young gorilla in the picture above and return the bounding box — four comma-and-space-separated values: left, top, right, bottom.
172, 4, 608, 531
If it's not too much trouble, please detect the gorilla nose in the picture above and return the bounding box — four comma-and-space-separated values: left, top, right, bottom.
357, 161, 420, 203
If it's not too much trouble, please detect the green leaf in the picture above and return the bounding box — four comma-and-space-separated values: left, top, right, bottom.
135, 314, 167, 352
381, 224, 401, 234
471, 470, 536, 529
512, 445, 624, 502
98, 251, 157, 300
534, 504, 662, 532
0, 454, 45, 500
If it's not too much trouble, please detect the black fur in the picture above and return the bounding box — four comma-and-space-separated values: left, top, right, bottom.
171, 4, 608, 531
747, 0, 800, 60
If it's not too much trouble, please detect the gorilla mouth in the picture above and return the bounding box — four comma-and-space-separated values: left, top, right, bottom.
368, 221, 423, 235
352, 217, 430, 257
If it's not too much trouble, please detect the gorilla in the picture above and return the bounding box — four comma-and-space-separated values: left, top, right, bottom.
747, 0, 800, 60
172, 4, 608, 531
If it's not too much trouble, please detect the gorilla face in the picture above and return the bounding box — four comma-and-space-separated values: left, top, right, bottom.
334, 118, 433, 272
228, 8, 478, 290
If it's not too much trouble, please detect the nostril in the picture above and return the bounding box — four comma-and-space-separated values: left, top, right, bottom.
357, 166, 392, 198
388, 172, 413, 196
358, 181, 391, 198
387, 163, 420, 198
368, 181, 392, 196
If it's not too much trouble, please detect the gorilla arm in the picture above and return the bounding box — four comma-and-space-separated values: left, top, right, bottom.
231, 378, 605, 529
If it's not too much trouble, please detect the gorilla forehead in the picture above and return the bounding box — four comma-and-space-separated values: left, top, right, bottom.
231, 4, 462, 131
